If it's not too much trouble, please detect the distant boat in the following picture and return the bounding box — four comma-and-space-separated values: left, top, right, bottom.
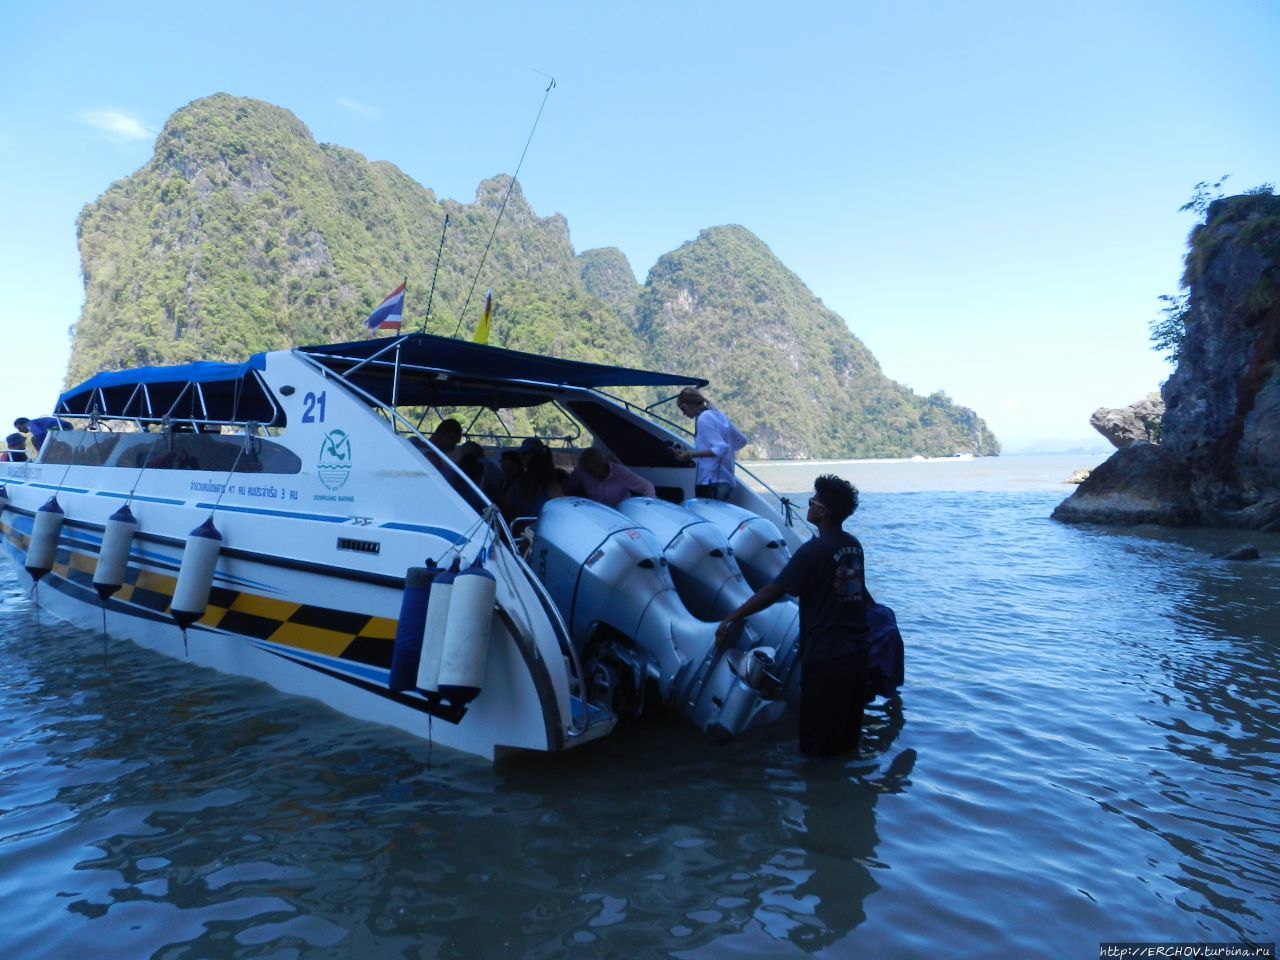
1, 333, 814, 761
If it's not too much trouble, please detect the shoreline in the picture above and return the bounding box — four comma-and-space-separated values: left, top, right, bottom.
738, 451, 1108, 495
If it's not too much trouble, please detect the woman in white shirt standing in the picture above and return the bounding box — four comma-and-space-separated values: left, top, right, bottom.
675, 387, 748, 500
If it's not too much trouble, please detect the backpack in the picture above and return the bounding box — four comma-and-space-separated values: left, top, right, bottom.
865, 597, 904, 699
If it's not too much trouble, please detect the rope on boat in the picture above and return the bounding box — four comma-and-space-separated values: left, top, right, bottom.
126, 421, 176, 507
779, 497, 797, 527
202, 427, 259, 520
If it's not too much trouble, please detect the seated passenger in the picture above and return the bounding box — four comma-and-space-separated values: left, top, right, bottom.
410, 429, 458, 481
563, 447, 655, 508
504, 449, 563, 522
1, 432, 27, 462
457, 441, 503, 500
429, 419, 463, 456
498, 449, 523, 499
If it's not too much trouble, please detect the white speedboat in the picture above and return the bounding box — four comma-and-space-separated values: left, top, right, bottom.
0, 333, 811, 760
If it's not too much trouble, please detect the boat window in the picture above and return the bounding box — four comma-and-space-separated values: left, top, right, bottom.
564, 400, 690, 468
40, 429, 302, 474
406, 403, 589, 451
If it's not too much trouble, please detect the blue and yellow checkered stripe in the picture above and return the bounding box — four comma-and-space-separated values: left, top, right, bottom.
3, 520, 399, 668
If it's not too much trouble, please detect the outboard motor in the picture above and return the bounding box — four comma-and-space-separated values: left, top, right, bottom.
531, 498, 784, 740
614, 497, 749, 620
618, 497, 803, 708
683, 498, 794, 592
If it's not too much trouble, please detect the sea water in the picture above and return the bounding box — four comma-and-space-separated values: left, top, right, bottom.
2, 455, 1277, 958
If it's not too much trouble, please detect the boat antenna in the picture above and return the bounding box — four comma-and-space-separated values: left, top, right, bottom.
452, 73, 557, 338
420, 214, 450, 332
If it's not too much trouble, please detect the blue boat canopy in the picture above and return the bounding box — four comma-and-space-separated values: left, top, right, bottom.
297, 333, 706, 408
56, 333, 705, 420
57, 356, 273, 422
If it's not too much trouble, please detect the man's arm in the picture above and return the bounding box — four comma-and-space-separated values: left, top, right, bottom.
715, 581, 785, 646
561, 468, 585, 498
617, 463, 656, 498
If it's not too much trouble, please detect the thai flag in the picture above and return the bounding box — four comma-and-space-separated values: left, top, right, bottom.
364, 283, 405, 331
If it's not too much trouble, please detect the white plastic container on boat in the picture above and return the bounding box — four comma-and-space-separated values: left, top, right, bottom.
417, 557, 461, 692
93, 504, 138, 601
26, 496, 65, 582
438, 558, 496, 705
171, 517, 222, 629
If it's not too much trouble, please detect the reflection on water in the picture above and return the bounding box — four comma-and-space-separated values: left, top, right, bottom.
2, 474, 1279, 957
0, 581, 913, 958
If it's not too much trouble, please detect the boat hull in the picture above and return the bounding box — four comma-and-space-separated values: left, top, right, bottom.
0, 503, 595, 761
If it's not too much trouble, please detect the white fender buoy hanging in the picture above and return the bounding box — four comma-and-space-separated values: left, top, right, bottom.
417, 557, 461, 694
93, 504, 138, 602
437, 556, 497, 707
25, 496, 65, 584
388, 560, 439, 691
170, 517, 222, 631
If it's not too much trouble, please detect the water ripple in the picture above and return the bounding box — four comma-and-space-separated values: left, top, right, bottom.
2, 489, 1279, 956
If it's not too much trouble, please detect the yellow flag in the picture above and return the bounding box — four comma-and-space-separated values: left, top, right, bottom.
472, 290, 493, 344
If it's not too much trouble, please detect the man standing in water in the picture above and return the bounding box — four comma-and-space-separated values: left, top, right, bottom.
715, 474, 870, 758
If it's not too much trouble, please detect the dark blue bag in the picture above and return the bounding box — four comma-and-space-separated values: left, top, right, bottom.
866, 600, 904, 699
388, 560, 440, 691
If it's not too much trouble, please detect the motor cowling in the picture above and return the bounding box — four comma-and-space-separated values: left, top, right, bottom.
532, 498, 783, 740
682, 498, 793, 592
626, 497, 802, 707
614, 497, 748, 620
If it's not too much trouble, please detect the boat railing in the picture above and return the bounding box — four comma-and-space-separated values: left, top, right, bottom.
293, 347, 596, 738
484, 510, 595, 739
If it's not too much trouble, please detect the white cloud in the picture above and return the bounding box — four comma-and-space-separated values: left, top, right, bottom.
80, 108, 154, 142
336, 97, 382, 119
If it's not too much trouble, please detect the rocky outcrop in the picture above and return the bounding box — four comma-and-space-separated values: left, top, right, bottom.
1051, 443, 1199, 525
1090, 392, 1164, 448
1056, 192, 1280, 530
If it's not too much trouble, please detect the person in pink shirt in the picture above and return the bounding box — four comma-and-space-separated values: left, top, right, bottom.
563, 447, 655, 508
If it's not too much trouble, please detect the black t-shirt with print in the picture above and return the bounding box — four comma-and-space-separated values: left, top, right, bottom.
774, 529, 870, 663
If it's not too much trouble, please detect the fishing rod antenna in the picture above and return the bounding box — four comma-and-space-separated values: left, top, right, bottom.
452, 74, 557, 338
422, 214, 450, 333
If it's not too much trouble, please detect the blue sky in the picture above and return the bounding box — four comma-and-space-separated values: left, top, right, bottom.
1, 0, 1276, 450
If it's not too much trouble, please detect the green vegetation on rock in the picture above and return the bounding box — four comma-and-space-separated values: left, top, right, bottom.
1151, 179, 1278, 363
637, 226, 997, 458
69, 93, 999, 459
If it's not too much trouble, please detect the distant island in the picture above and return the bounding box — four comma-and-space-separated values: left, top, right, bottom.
68, 93, 999, 460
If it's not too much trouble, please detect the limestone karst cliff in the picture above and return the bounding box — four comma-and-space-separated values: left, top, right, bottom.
1054, 192, 1280, 529
68, 93, 1000, 460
